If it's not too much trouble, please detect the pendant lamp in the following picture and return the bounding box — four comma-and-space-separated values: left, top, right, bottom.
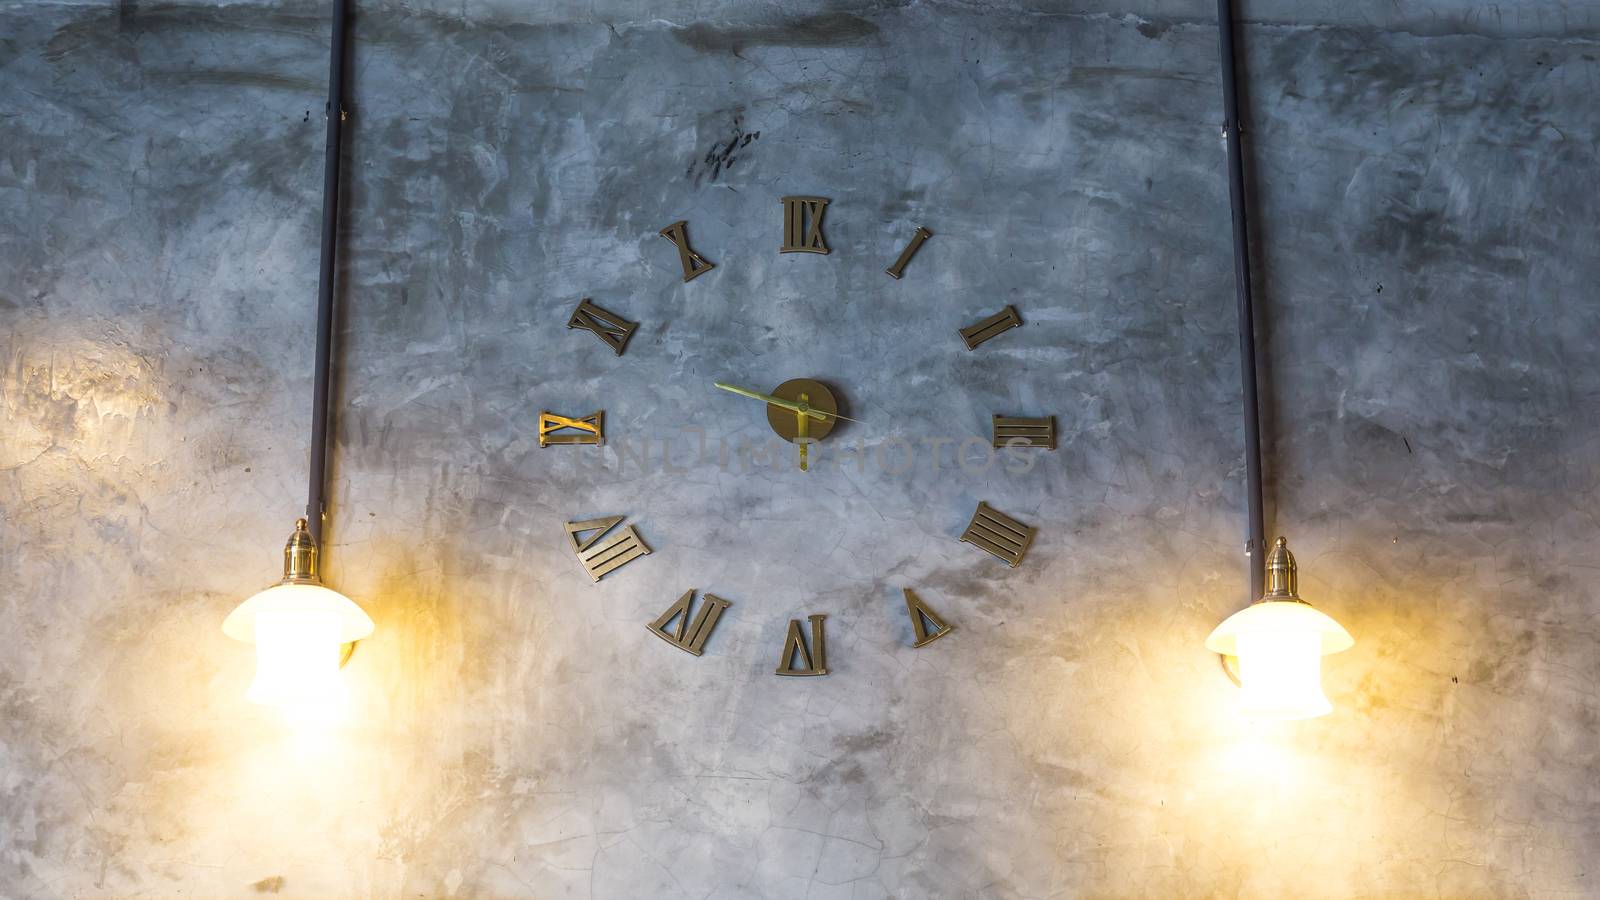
224, 0, 373, 709
1208, 0, 1352, 719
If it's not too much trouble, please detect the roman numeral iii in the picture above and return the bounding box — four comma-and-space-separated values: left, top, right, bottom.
566, 298, 637, 356
780, 196, 830, 254
658, 220, 716, 282
565, 514, 651, 582
992, 415, 1056, 450
647, 589, 731, 657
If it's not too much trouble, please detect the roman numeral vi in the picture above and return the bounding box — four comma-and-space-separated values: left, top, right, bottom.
775, 613, 828, 676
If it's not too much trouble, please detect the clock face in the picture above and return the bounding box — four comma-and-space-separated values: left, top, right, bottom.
544, 195, 1050, 677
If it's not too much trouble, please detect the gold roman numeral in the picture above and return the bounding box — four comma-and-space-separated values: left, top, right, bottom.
539, 410, 604, 447
992, 415, 1056, 450
647, 589, 730, 657
959, 305, 1022, 350
885, 225, 932, 279
780, 196, 830, 254
566, 298, 637, 356
775, 613, 828, 676
565, 514, 651, 582
658, 220, 716, 282
960, 502, 1036, 567
904, 588, 953, 648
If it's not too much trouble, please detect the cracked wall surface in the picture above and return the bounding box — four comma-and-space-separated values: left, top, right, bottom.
3, 1, 1599, 897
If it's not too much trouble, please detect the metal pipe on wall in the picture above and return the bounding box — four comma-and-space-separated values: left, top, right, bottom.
1216, 0, 1267, 603
306, 0, 349, 548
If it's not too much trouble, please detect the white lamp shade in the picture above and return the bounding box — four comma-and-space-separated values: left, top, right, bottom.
223, 582, 374, 645
1205, 601, 1353, 721
224, 583, 374, 709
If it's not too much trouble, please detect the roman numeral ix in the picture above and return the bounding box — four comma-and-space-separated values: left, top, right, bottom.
775, 613, 828, 676
780, 196, 830, 254
960, 502, 1037, 567
659, 220, 716, 282
539, 410, 604, 447
565, 514, 651, 582
647, 589, 731, 657
566, 298, 637, 356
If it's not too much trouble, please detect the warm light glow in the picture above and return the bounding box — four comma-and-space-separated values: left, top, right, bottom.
1234, 627, 1328, 720
1206, 600, 1353, 721
224, 582, 374, 713
247, 606, 345, 708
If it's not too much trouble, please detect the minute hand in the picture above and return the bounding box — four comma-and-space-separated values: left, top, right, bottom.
713, 382, 863, 424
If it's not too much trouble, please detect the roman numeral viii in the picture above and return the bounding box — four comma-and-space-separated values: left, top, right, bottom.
565, 514, 651, 583
780, 196, 830, 254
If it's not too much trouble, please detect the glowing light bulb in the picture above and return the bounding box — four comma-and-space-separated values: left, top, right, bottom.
245, 599, 347, 707
1206, 538, 1352, 720
1232, 612, 1331, 719
225, 519, 373, 715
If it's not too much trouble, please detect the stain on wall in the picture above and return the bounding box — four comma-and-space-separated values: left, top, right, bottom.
2, 1, 1598, 897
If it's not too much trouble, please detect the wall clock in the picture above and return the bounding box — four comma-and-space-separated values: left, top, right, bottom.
542, 194, 1055, 677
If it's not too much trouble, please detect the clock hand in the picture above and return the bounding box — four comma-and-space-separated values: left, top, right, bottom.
713, 382, 826, 420
796, 400, 810, 472
712, 382, 865, 424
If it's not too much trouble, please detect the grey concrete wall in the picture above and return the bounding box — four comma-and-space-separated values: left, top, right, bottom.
3, 1, 1598, 897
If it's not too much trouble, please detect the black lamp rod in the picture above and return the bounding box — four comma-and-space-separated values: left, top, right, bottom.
306, 0, 349, 548
1216, 0, 1268, 603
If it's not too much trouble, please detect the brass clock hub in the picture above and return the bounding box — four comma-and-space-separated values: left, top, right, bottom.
713, 378, 856, 471
764, 378, 839, 444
